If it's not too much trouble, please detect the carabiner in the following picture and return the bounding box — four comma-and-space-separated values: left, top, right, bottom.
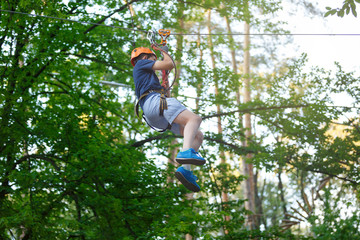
147, 30, 156, 45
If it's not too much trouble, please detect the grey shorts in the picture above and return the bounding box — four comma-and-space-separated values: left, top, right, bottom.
142, 93, 186, 135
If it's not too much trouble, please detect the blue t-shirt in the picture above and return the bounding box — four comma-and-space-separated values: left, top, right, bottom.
133, 59, 163, 108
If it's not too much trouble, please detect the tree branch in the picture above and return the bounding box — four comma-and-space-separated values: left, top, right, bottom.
83, 0, 144, 34
38, 91, 68, 95
288, 157, 359, 185
131, 133, 254, 154
202, 104, 309, 120
15, 154, 61, 171
131, 134, 176, 147
203, 135, 253, 154
302, 166, 358, 185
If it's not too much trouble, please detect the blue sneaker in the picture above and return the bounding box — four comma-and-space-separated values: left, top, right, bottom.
175, 166, 200, 192
176, 148, 206, 166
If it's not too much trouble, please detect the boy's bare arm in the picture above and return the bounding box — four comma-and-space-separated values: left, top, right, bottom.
152, 53, 174, 70
151, 46, 174, 71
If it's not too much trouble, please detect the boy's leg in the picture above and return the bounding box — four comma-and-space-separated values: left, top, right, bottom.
173, 109, 202, 151
178, 127, 203, 152
172, 109, 205, 192
192, 130, 204, 152
174, 129, 204, 192
176, 126, 203, 170
173, 110, 205, 166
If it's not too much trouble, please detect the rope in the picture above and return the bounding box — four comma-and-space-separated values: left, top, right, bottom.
2, 9, 360, 37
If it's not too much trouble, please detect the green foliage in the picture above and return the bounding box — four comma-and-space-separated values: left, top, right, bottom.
0, 0, 181, 238
325, 0, 360, 17
310, 187, 360, 239
1, 0, 360, 239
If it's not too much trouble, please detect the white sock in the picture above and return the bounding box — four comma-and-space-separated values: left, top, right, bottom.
182, 164, 191, 171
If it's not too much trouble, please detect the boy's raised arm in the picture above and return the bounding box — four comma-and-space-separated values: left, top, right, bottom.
151, 46, 174, 71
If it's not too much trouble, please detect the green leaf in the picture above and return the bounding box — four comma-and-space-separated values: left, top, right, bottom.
351, 3, 358, 16
338, 9, 345, 17
325, 9, 337, 17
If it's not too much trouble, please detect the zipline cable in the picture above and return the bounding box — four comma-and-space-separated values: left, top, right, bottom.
2, 9, 360, 37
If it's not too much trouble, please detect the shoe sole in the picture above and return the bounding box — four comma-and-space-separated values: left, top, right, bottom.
176, 158, 206, 166
175, 171, 200, 192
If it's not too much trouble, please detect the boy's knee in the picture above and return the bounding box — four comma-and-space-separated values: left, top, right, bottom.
193, 114, 202, 124
196, 130, 204, 142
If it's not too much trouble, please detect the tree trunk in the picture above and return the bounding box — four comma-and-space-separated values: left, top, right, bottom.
208, 10, 230, 234
254, 170, 265, 229
168, 1, 184, 184
224, 15, 240, 106
243, 19, 257, 230
185, 192, 193, 240
123, 0, 139, 48
195, 25, 203, 112
185, 233, 193, 240
278, 169, 288, 218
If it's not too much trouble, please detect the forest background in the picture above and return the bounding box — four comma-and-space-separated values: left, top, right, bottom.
1, 0, 360, 239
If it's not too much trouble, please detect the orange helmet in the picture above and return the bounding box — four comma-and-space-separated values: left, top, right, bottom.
130, 47, 157, 66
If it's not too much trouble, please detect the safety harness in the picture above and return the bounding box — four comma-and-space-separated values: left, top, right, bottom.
134, 29, 177, 132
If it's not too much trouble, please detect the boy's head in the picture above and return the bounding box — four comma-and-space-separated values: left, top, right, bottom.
131, 47, 157, 67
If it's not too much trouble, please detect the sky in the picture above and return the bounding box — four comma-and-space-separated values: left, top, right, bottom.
276, 1, 360, 108
284, 1, 359, 73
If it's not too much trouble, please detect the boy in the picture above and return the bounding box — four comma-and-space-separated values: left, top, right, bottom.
131, 46, 205, 192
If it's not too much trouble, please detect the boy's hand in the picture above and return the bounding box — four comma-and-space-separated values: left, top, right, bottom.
151, 44, 169, 59
159, 45, 168, 53
151, 44, 168, 53
151, 44, 161, 52
151, 44, 174, 70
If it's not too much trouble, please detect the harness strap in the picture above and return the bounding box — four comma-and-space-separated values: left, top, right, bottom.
142, 114, 170, 133
159, 91, 168, 116
134, 89, 171, 132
